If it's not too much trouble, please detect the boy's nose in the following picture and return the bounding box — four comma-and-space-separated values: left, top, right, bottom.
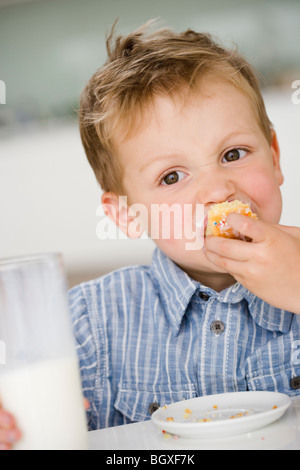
196, 170, 236, 206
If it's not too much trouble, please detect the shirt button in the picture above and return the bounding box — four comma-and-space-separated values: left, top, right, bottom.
199, 292, 210, 301
211, 320, 225, 335
290, 376, 300, 390
148, 402, 160, 415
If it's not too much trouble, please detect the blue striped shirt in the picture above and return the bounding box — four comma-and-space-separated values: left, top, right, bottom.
69, 247, 300, 430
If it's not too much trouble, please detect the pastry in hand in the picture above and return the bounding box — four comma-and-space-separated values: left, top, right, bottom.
205, 200, 257, 240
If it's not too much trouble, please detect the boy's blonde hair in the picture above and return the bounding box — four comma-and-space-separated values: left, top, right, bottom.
79, 21, 272, 194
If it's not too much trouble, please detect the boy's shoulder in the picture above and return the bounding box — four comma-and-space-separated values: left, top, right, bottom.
70, 263, 153, 291
68, 263, 154, 316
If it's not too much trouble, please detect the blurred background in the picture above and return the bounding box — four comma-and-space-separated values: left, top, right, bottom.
0, 0, 299, 287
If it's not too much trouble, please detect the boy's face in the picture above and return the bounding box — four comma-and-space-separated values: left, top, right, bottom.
109, 80, 283, 287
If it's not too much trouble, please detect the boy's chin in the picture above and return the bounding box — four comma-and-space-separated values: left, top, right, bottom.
157, 241, 232, 277
171, 249, 231, 275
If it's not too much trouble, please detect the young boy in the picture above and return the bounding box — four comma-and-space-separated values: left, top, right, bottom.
1, 22, 300, 447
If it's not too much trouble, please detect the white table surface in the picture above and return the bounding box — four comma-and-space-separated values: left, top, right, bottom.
88, 396, 300, 450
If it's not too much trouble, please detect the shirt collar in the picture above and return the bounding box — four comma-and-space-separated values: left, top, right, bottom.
150, 248, 198, 335
150, 248, 293, 336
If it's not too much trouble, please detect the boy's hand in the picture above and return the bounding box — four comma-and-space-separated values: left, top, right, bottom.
0, 406, 21, 450
204, 213, 300, 314
0, 397, 89, 450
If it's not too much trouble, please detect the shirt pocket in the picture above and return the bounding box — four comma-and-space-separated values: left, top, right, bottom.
246, 363, 300, 397
114, 383, 197, 422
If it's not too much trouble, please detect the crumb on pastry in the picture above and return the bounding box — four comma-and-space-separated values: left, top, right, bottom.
205, 200, 257, 239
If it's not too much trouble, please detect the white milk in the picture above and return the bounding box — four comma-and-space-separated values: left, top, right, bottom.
0, 356, 90, 450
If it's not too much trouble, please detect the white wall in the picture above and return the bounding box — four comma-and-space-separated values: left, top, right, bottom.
0, 121, 155, 280
263, 89, 300, 228
0, 89, 299, 282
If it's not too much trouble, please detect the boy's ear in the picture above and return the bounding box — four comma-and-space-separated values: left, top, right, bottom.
101, 192, 144, 239
270, 129, 284, 186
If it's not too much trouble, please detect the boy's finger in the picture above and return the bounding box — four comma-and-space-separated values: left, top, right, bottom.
83, 398, 90, 410
205, 236, 252, 261
0, 443, 11, 450
226, 213, 267, 242
0, 428, 21, 447
0, 409, 16, 430
204, 245, 246, 275
277, 224, 300, 237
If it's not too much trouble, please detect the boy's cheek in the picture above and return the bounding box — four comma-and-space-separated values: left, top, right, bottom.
241, 169, 282, 224
145, 204, 183, 241
146, 204, 204, 249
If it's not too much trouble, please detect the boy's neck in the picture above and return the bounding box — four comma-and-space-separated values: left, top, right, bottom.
178, 265, 236, 292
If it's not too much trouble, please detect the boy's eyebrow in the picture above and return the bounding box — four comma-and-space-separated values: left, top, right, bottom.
138, 154, 180, 173
139, 128, 256, 173
138, 129, 257, 173
219, 129, 257, 144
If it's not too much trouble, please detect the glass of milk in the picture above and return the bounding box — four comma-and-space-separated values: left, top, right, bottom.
0, 253, 90, 450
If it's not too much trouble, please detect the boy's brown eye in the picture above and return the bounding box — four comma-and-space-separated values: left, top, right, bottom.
163, 172, 179, 185
160, 170, 186, 186
161, 170, 186, 186
223, 148, 247, 162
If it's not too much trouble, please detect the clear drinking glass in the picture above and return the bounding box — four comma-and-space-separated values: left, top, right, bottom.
0, 253, 90, 450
